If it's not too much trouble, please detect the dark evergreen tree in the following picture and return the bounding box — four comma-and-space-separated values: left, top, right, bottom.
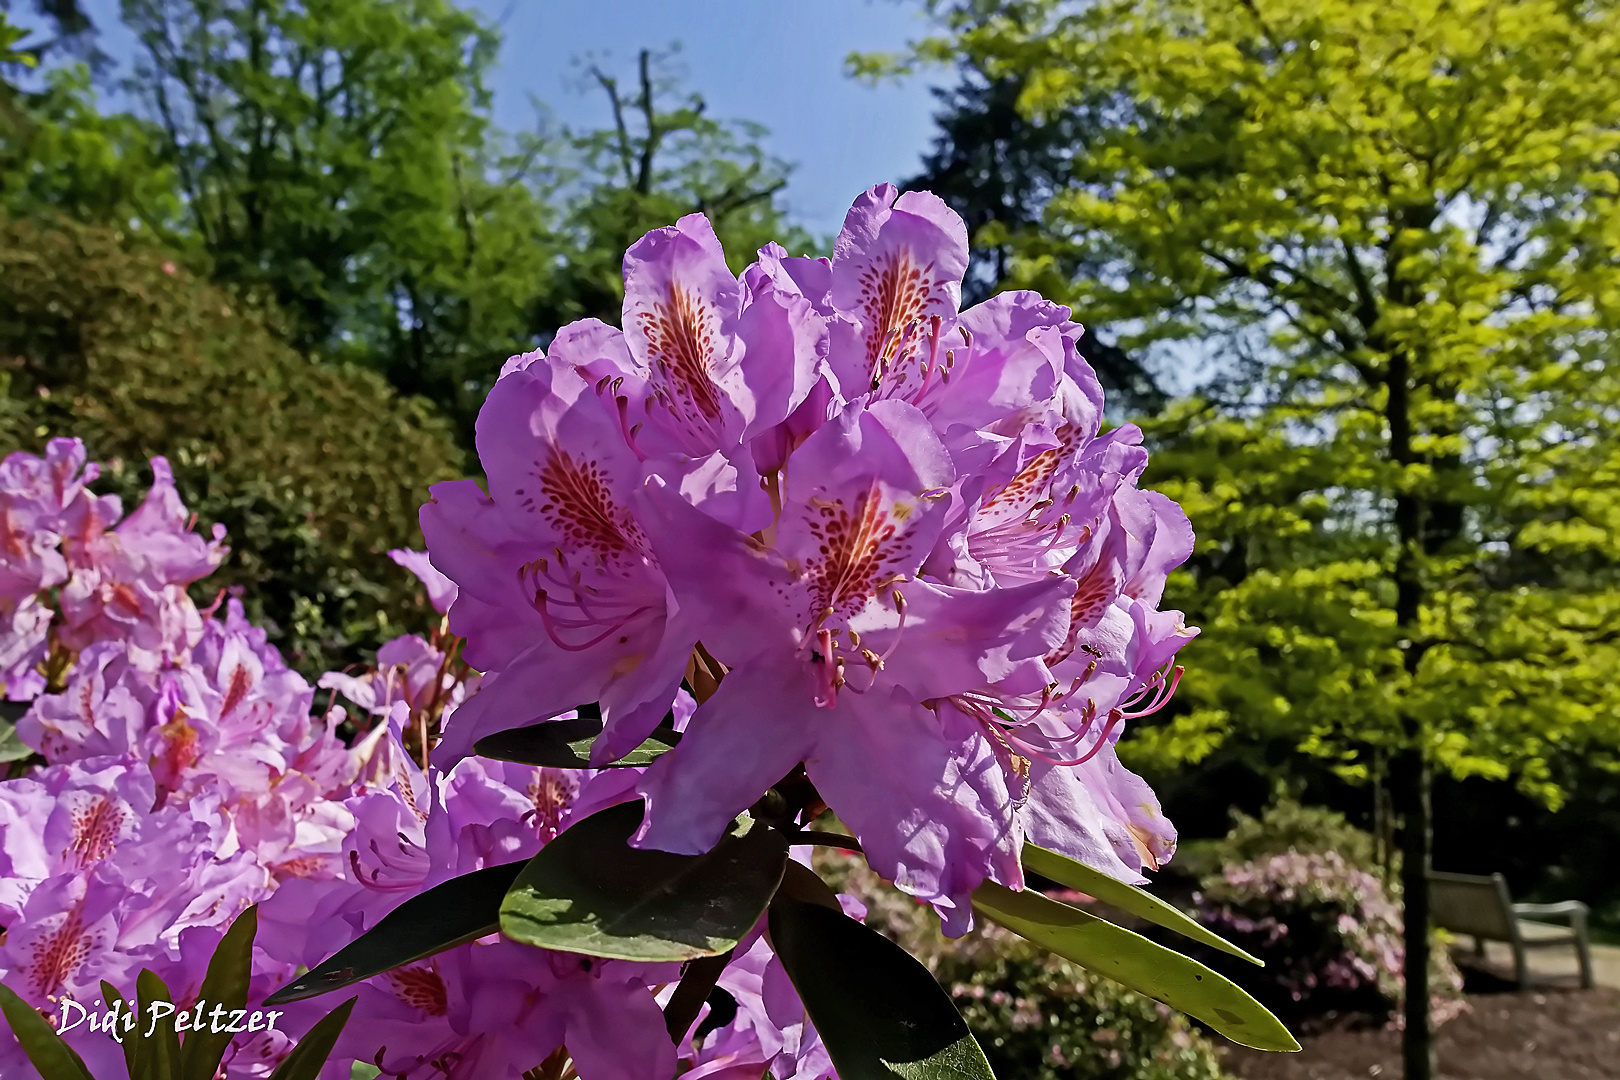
903, 63, 1165, 414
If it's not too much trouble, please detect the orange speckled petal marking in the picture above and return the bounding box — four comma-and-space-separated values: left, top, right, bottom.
637, 284, 726, 424
387, 964, 451, 1017
530, 451, 643, 560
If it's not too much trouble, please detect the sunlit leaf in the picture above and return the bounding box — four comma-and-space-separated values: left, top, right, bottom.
972, 882, 1299, 1052
1021, 843, 1261, 965
0, 716, 33, 762
500, 801, 787, 962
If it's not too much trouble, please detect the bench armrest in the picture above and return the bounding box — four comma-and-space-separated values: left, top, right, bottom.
1513, 900, 1589, 925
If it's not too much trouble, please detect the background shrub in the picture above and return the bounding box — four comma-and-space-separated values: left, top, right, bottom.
1214, 797, 1382, 871
816, 849, 1232, 1080
0, 211, 463, 675
1194, 834, 1466, 1031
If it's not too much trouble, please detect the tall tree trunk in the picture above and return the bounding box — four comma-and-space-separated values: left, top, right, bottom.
1398, 749, 1434, 1079
1380, 200, 1439, 1080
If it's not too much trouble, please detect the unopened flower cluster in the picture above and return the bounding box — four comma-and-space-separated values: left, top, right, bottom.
428, 183, 1197, 932
0, 442, 834, 1078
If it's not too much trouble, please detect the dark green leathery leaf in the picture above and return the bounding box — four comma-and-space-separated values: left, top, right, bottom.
267, 997, 357, 1080
131, 969, 182, 1080
474, 716, 681, 768
265, 860, 526, 1004
0, 980, 95, 1080
769, 894, 997, 1080
500, 800, 788, 962
179, 904, 258, 1080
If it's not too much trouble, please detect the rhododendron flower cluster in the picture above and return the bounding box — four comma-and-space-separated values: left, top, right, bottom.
1197, 851, 1468, 1030
2, 442, 224, 697
0, 443, 839, 1079
1, 186, 1243, 1080
425, 183, 1196, 933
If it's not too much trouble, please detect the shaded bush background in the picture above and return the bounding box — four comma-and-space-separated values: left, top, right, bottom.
815, 847, 1233, 1080
0, 210, 459, 675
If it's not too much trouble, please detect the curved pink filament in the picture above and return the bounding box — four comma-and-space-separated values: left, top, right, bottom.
535, 590, 652, 652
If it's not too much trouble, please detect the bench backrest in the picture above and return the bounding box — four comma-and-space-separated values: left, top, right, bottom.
1428, 871, 1517, 940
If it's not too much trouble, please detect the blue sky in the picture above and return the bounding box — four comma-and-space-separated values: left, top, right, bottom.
33, 0, 946, 238
468, 0, 946, 237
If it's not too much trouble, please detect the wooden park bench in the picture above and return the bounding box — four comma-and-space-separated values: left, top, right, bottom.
1428, 871, 1594, 989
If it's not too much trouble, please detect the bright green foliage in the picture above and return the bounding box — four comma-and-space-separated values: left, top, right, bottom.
117, 0, 560, 433
0, 64, 186, 235
0, 211, 462, 676
881, 0, 1620, 800
8, 10, 810, 445
1, 12, 34, 67
946, 933, 1231, 1080
874, 4, 1620, 1071
1215, 798, 1381, 872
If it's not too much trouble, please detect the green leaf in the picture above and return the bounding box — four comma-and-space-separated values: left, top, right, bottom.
1020, 843, 1262, 965
179, 905, 258, 1080
769, 894, 996, 1080
131, 969, 182, 1080
971, 881, 1300, 1052
351, 1064, 383, 1080
0, 720, 34, 762
102, 980, 136, 1079
662, 949, 734, 1043
774, 858, 844, 912
267, 997, 357, 1080
0, 980, 96, 1080
474, 716, 681, 769
500, 800, 788, 962
264, 861, 527, 1005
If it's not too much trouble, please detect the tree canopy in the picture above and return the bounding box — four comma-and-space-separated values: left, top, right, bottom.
871, 1, 1620, 1073
0, 0, 815, 677
898, 55, 1165, 412
535, 46, 816, 332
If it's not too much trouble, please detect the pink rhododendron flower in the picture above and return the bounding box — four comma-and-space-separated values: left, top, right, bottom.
259, 708, 673, 1080
0, 180, 1209, 1075
674, 892, 861, 1080
420, 358, 697, 768
426, 183, 1197, 933
0, 754, 285, 1076
389, 548, 458, 615
58, 458, 226, 669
